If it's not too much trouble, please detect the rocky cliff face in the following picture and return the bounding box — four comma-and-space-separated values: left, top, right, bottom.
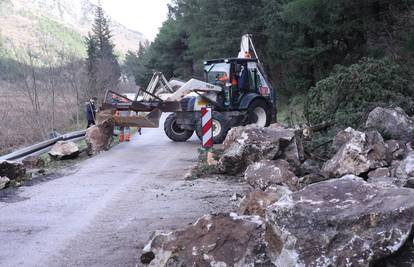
0, 0, 146, 55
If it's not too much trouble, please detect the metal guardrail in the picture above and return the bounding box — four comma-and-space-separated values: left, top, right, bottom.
0, 129, 87, 162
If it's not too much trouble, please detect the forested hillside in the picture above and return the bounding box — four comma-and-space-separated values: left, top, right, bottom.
126, 0, 414, 128
0, 3, 134, 155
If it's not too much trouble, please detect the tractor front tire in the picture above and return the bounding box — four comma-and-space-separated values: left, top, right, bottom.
164, 113, 194, 142
196, 111, 229, 144
247, 99, 271, 127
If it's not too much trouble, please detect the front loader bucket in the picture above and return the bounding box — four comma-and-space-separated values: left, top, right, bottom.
114, 109, 162, 128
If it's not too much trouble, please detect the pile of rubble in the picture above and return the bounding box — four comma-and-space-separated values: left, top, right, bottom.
141, 107, 414, 266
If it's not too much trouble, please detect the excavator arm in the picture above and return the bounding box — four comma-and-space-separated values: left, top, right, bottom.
101, 73, 221, 128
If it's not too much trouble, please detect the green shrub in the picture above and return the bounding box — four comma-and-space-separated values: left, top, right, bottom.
305, 58, 414, 129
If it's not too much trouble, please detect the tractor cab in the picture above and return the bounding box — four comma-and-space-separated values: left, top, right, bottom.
203, 58, 275, 110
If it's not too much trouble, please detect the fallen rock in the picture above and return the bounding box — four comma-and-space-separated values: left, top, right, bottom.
49, 141, 80, 160
0, 161, 26, 180
368, 167, 391, 178
299, 173, 329, 187
271, 125, 305, 167
86, 111, 115, 154
365, 107, 414, 141
22, 156, 45, 169
218, 125, 304, 175
0, 176, 10, 190
266, 175, 414, 266
222, 124, 257, 150
245, 159, 299, 191
299, 159, 321, 175
322, 128, 388, 177
385, 139, 407, 161
367, 176, 406, 187
375, 235, 414, 267
230, 192, 243, 202
142, 213, 269, 266
239, 187, 291, 217
396, 152, 414, 179
405, 177, 414, 189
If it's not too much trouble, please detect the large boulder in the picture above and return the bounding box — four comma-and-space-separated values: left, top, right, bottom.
218, 124, 304, 175
141, 213, 269, 266
0, 161, 26, 180
239, 187, 291, 217
245, 159, 299, 191
322, 127, 388, 177
0, 176, 10, 190
49, 141, 80, 160
365, 107, 414, 141
265, 175, 414, 267
85, 111, 115, 154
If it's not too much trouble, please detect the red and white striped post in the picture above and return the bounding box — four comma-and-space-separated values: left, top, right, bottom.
201, 107, 213, 149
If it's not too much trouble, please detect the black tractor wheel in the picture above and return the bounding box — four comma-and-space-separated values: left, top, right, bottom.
164, 113, 194, 142
196, 111, 229, 144
247, 99, 271, 127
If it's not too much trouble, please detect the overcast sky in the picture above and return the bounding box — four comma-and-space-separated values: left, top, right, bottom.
91, 0, 171, 41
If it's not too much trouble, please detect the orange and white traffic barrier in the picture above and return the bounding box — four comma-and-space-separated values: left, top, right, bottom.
201, 107, 213, 148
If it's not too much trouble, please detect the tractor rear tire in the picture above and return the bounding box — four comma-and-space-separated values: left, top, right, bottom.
196, 111, 229, 144
164, 113, 194, 142
247, 99, 271, 127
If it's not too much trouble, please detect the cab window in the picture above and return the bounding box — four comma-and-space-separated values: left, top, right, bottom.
204, 63, 230, 85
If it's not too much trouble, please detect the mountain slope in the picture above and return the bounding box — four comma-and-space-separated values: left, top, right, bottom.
0, 0, 146, 57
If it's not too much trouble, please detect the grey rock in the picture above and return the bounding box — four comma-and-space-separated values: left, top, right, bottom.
0, 161, 26, 180
365, 107, 414, 141
299, 173, 329, 187
367, 176, 406, 187
322, 128, 388, 177
396, 153, 414, 179
405, 177, 414, 189
0, 176, 10, 190
86, 111, 115, 155
239, 187, 291, 217
22, 156, 45, 169
142, 213, 270, 266
265, 175, 414, 267
385, 140, 407, 161
218, 124, 303, 175
299, 159, 321, 175
376, 235, 414, 267
368, 168, 391, 178
222, 124, 258, 150
244, 159, 299, 191
49, 141, 80, 160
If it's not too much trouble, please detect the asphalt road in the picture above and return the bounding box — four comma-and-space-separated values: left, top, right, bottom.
0, 120, 246, 266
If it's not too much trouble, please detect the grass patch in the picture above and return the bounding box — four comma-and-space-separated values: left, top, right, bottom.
186, 148, 223, 180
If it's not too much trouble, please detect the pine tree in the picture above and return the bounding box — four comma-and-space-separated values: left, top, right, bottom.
85, 4, 120, 99
85, 33, 98, 97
